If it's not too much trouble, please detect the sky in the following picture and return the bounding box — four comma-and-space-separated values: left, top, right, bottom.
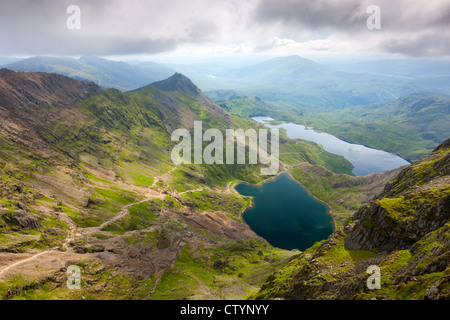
1, 0, 449, 59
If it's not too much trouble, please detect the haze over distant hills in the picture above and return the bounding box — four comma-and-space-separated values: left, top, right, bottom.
316, 56, 450, 95
172, 55, 429, 108
4, 54, 450, 111
2, 56, 175, 91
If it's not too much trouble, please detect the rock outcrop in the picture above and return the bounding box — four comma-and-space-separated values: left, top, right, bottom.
4, 210, 41, 230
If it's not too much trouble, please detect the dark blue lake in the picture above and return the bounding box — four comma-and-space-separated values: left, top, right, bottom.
235, 173, 333, 251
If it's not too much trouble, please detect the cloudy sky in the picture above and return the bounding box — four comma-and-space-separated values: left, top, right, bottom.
1, 0, 449, 58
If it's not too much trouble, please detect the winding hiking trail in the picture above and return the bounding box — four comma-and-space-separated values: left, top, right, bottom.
0, 251, 51, 279
0, 163, 193, 281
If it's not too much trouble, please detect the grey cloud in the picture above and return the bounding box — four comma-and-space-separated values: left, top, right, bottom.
254, 0, 366, 30
0, 0, 222, 56
380, 32, 450, 57
254, 0, 450, 31
254, 0, 450, 56
0, 0, 449, 57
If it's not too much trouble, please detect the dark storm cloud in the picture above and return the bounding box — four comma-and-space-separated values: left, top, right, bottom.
255, 0, 366, 30
254, 0, 450, 56
0, 0, 221, 55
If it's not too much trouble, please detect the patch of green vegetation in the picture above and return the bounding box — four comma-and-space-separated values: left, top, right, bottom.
150, 239, 294, 300
378, 187, 450, 222
318, 236, 378, 268
80, 187, 138, 224
91, 233, 111, 240
215, 95, 278, 118
280, 139, 353, 175
94, 187, 135, 205
102, 201, 159, 234
180, 189, 249, 219
162, 196, 182, 210
71, 214, 103, 228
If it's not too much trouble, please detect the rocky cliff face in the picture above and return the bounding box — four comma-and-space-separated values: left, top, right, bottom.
0, 68, 100, 110
0, 68, 101, 152
257, 139, 450, 300
345, 140, 450, 252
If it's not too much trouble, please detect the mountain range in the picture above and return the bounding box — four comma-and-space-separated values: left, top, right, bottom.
5, 55, 443, 111
175, 55, 426, 108
0, 69, 356, 299
2, 56, 175, 91
0, 65, 448, 300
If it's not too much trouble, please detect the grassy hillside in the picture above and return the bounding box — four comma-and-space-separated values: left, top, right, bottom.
289, 163, 402, 226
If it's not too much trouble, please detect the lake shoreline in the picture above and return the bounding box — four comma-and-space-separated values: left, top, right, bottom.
257, 116, 413, 163
229, 163, 337, 234
231, 165, 336, 251
252, 116, 410, 176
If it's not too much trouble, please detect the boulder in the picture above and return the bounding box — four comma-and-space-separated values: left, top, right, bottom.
5, 210, 41, 230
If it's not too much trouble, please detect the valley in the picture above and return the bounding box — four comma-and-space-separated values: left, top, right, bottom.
0, 54, 448, 301
0, 68, 354, 299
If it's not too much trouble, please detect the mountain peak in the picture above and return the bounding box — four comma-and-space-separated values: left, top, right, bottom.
146, 73, 202, 96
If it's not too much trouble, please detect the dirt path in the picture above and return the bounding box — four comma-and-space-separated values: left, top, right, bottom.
151, 164, 178, 188
0, 250, 51, 279
179, 187, 204, 195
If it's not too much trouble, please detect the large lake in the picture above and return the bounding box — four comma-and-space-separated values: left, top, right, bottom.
235, 173, 333, 251
253, 116, 410, 176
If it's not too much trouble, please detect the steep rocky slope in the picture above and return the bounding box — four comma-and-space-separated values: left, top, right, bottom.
0, 68, 101, 152
257, 139, 449, 300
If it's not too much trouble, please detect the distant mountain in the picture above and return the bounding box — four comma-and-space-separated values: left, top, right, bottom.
231, 55, 334, 79
2, 56, 175, 91
0, 68, 101, 151
319, 56, 450, 95
175, 55, 423, 109
142, 72, 203, 96
0, 57, 22, 65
